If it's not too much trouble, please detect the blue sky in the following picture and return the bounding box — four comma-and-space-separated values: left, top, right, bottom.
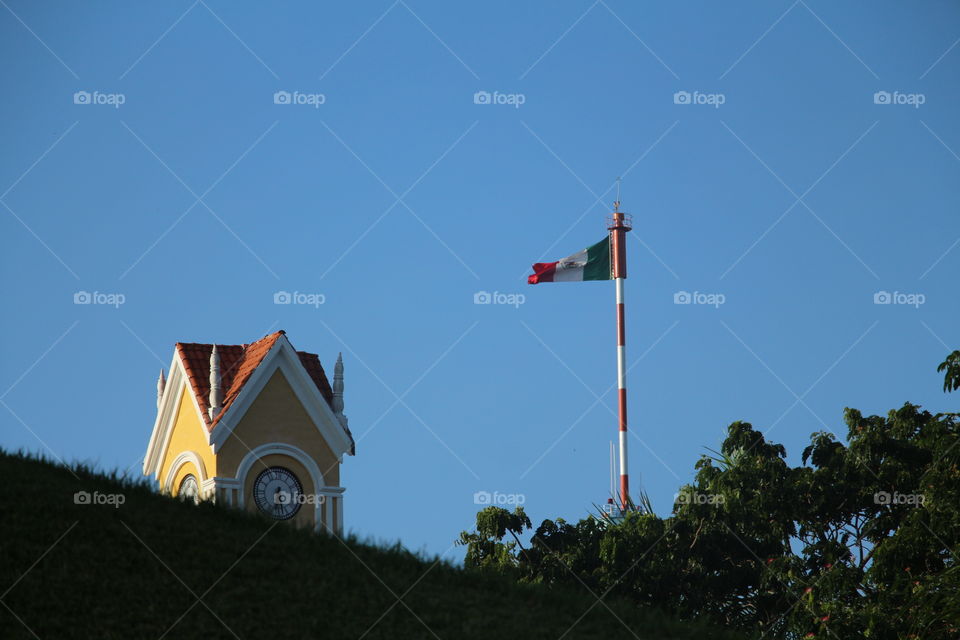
1, 1, 958, 559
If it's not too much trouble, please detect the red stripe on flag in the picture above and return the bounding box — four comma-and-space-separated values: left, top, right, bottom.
527, 261, 559, 284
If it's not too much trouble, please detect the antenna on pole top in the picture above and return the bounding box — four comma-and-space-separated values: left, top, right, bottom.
614, 177, 621, 212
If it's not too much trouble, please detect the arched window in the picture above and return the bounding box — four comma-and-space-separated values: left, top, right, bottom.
178, 474, 199, 504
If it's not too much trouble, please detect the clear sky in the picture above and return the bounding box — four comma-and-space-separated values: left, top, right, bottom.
2, 1, 958, 560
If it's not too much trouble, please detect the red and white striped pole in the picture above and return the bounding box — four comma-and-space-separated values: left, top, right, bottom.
609, 202, 631, 512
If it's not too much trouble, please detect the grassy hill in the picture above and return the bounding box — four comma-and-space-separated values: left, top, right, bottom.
0, 451, 746, 639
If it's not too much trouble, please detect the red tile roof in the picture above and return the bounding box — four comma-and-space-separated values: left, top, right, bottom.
175, 332, 350, 452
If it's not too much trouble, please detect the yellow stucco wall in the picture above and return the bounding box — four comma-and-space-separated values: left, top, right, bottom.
158, 382, 215, 495
216, 368, 341, 486
217, 368, 342, 529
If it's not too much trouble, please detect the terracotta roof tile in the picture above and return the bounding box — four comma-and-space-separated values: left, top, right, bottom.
175, 332, 349, 453
297, 352, 334, 403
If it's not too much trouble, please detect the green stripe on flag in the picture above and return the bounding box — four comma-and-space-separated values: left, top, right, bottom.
583, 236, 612, 281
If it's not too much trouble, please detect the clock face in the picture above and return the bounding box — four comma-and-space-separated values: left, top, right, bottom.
253, 466, 303, 520
178, 474, 199, 504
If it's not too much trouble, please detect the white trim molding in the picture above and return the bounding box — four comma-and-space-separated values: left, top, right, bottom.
143, 350, 214, 479
162, 451, 208, 493
203, 477, 240, 505
316, 487, 346, 536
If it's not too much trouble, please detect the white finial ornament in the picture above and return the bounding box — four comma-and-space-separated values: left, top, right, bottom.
157, 369, 166, 409
209, 345, 222, 421
332, 352, 348, 428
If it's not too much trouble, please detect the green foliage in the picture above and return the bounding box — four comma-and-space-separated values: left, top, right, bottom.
0, 452, 744, 639
457, 506, 532, 572
460, 352, 960, 639
938, 350, 960, 392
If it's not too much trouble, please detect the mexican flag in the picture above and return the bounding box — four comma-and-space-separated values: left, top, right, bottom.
528, 236, 611, 284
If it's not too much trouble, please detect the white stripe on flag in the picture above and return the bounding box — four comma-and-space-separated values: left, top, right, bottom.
552, 248, 588, 282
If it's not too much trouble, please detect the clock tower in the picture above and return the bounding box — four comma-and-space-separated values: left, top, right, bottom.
143, 331, 355, 534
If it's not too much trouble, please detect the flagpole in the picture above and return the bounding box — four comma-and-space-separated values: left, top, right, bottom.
609, 200, 632, 512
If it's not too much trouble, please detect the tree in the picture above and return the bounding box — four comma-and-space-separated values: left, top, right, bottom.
459, 352, 960, 638
457, 506, 531, 572
938, 350, 960, 393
